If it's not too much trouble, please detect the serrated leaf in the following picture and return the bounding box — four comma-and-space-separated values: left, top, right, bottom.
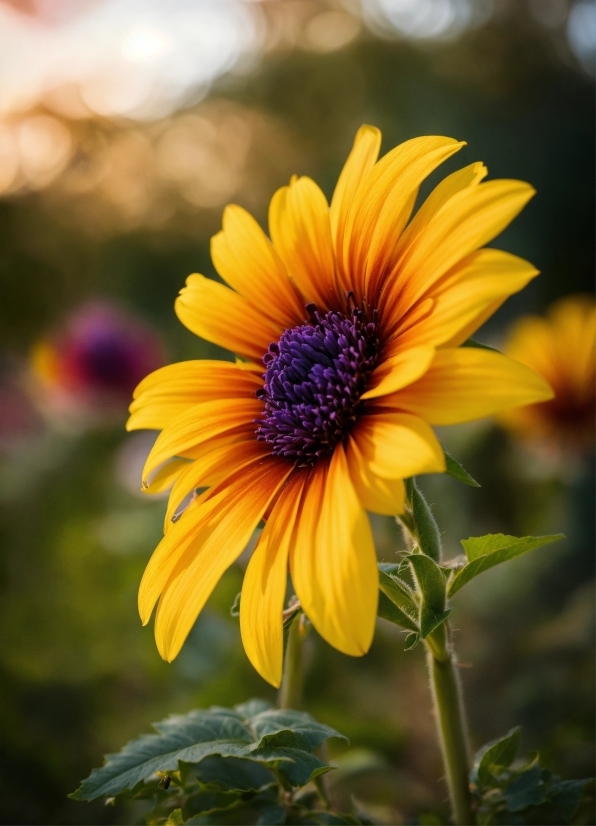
72, 704, 344, 802
504, 766, 547, 811
185, 790, 283, 825
251, 709, 346, 751
473, 728, 521, 786
411, 484, 441, 561
443, 449, 480, 487
184, 790, 242, 818
449, 535, 564, 596
254, 746, 332, 788
71, 710, 254, 801
190, 755, 276, 793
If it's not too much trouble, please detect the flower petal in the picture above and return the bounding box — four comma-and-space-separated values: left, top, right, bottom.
379, 348, 554, 424
211, 204, 305, 329
395, 250, 539, 350
351, 412, 446, 479
291, 445, 378, 657
240, 471, 307, 687
142, 397, 262, 484
164, 438, 267, 530
383, 179, 536, 317
339, 136, 465, 304
144, 458, 189, 494
330, 124, 381, 288
127, 360, 263, 431
153, 456, 292, 661
175, 274, 282, 362
361, 346, 435, 400
269, 176, 339, 310
346, 434, 406, 515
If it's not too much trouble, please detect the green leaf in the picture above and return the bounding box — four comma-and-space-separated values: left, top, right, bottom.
254, 746, 332, 788
250, 708, 346, 751
449, 534, 564, 596
404, 554, 449, 639
70, 709, 254, 801
443, 449, 480, 487
504, 766, 547, 811
473, 727, 521, 786
190, 755, 276, 792
378, 569, 419, 632
411, 483, 441, 561
462, 338, 501, 353
378, 590, 419, 632
71, 703, 344, 802
548, 778, 592, 821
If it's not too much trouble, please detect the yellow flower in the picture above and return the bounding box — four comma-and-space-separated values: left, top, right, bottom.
127, 126, 553, 686
500, 294, 595, 448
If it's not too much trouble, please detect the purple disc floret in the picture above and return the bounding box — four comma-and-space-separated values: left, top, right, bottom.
256, 303, 379, 465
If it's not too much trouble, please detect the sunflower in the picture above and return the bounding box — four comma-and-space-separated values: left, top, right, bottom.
500, 294, 595, 449
127, 126, 553, 687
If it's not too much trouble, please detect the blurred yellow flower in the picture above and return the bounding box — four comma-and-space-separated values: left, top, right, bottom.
500, 295, 595, 449
128, 125, 552, 686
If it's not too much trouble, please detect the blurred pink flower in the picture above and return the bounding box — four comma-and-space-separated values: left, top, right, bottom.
31, 301, 165, 423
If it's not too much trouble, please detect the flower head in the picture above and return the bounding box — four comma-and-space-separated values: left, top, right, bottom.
128, 126, 553, 686
500, 294, 595, 449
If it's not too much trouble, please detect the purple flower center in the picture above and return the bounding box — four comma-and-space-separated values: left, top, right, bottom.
256, 303, 379, 465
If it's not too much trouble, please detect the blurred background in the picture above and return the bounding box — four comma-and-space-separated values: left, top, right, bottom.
0, 0, 594, 823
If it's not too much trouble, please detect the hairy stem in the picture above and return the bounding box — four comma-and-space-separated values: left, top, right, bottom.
426, 625, 474, 825
279, 616, 304, 710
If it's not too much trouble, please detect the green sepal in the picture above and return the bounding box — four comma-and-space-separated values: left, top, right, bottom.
378, 567, 419, 632
403, 554, 450, 639
449, 534, 565, 597
462, 338, 501, 353
472, 727, 521, 786
443, 448, 480, 487
410, 484, 441, 562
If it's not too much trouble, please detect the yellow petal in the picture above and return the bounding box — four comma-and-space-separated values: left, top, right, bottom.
346, 435, 406, 515
384, 179, 536, 314
291, 446, 378, 657
127, 360, 263, 432
351, 411, 446, 479
164, 438, 267, 530
142, 397, 262, 483
330, 124, 381, 289
339, 136, 465, 304
361, 346, 435, 400
154, 457, 292, 661
240, 471, 307, 687
211, 205, 305, 329
144, 458, 189, 494
380, 348, 554, 424
393, 162, 487, 257
395, 250, 539, 350
269, 176, 339, 310
175, 274, 282, 362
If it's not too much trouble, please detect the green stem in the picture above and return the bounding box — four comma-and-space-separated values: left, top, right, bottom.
426, 625, 474, 825
279, 616, 304, 710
